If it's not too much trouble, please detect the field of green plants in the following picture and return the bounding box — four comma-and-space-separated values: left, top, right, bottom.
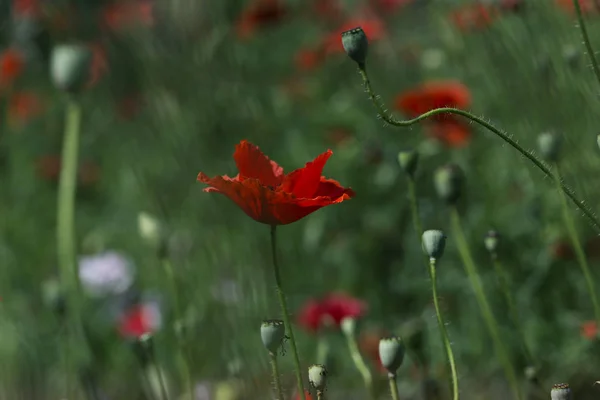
3, 0, 600, 399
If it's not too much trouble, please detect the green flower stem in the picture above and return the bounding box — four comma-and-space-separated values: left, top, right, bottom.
407, 176, 459, 400
57, 99, 88, 396
269, 353, 285, 400
449, 208, 521, 400
553, 165, 600, 322
316, 336, 329, 365
572, 0, 600, 88
428, 258, 460, 400
162, 258, 194, 400
142, 339, 170, 400
388, 374, 401, 400
344, 329, 375, 400
490, 255, 534, 366
270, 225, 306, 400
317, 390, 325, 400
355, 65, 600, 233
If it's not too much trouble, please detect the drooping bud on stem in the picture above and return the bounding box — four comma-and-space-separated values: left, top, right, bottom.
308, 364, 328, 392
422, 230, 446, 260
378, 336, 405, 375
434, 164, 463, 205
550, 383, 572, 400
397, 149, 419, 178
260, 319, 285, 355
341, 27, 369, 67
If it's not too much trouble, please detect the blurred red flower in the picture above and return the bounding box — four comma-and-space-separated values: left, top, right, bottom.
296, 391, 313, 400
36, 155, 100, 186
8, 91, 43, 126
297, 292, 367, 333
581, 320, 598, 340
395, 81, 472, 146
236, 0, 286, 39
13, 0, 40, 16
118, 303, 161, 339
450, 3, 497, 32
197, 140, 354, 225
295, 48, 325, 71
0, 48, 25, 88
102, 0, 154, 31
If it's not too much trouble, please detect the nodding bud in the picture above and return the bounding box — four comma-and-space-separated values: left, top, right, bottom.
308, 364, 328, 391
422, 230, 446, 260
260, 319, 285, 354
340, 317, 357, 337
537, 132, 561, 162
378, 336, 405, 374
50, 44, 92, 93
341, 27, 369, 66
434, 164, 463, 204
550, 383, 571, 400
484, 230, 500, 254
397, 149, 419, 177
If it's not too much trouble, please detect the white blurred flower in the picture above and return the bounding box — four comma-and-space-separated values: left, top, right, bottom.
194, 382, 212, 400
78, 251, 134, 297
138, 212, 163, 248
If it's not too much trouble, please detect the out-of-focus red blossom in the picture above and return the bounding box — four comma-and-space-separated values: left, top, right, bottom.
12, 0, 40, 16
322, 17, 385, 56
295, 48, 325, 71
450, 3, 497, 32
297, 293, 367, 333
8, 91, 43, 126
556, 0, 598, 15
88, 44, 108, 88
429, 118, 471, 147
118, 303, 160, 339
359, 328, 389, 374
0, 48, 25, 88
102, 0, 154, 31
313, 0, 342, 19
36, 155, 100, 186
236, 0, 286, 40
197, 141, 354, 225
295, 392, 313, 400
370, 0, 415, 13
581, 320, 598, 340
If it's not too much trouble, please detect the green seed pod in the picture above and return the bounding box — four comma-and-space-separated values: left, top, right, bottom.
308, 364, 327, 391
397, 149, 419, 177
260, 320, 285, 354
434, 164, 463, 205
550, 383, 571, 400
422, 230, 446, 260
484, 230, 500, 254
537, 132, 561, 162
341, 27, 369, 66
378, 336, 405, 374
50, 44, 92, 93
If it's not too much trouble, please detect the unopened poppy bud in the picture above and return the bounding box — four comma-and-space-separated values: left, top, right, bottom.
260, 319, 285, 354
422, 230, 446, 260
537, 132, 561, 162
341, 317, 356, 337
397, 149, 419, 177
378, 336, 405, 374
550, 383, 572, 400
341, 27, 369, 66
434, 164, 463, 204
484, 230, 500, 254
50, 44, 92, 93
308, 364, 327, 391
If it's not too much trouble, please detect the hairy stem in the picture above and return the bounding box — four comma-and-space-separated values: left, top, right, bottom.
572, 0, 600, 88
270, 353, 285, 400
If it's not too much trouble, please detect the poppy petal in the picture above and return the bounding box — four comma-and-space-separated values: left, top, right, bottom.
281, 150, 333, 198
234, 140, 284, 187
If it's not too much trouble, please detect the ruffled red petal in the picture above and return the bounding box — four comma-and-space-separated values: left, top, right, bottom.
281, 150, 332, 198
233, 140, 284, 187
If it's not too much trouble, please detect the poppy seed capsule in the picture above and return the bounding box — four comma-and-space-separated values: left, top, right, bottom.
484, 230, 500, 253
308, 364, 327, 391
397, 149, 419, 177
50, 44, 92, 93
341, 27, 369, 66
422, 230, 446, 260
260, 319, 285, 354
434, 164, 463, 204
378, 336, 405, 374
537, 132, 561, 162
550, 383, 571, 400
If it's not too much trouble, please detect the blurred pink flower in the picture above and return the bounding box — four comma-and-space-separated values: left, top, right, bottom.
118, 300, 162, 339
581, 320, 598, 340
298, 292, 367, 333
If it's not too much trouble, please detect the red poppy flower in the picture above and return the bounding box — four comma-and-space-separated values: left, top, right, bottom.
197, 141, 354, 226
450, 3, 497, 32
322, 17, 385, 56
395, 81, 471, 118
236, 0, 286, 39
297, 292, 367, 333
295, 48, 324, 71
8, 91, 43, 126
429, 117, 471, 147
0, 48, 25, 87
581, 320, 598, 340
118, 302, 162, 339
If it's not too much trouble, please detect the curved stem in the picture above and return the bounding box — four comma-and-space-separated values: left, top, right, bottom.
356, 65, 600, 233
429, 258, 460, 400
344, 330, 375, 400
388, 373, 401, 400
270, 225, 306, 400
162, 258, 194, 400
269, 353, 285, 400
553, 165, 600, 322
572, 0, 600, 88
450, 208, 521, 400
